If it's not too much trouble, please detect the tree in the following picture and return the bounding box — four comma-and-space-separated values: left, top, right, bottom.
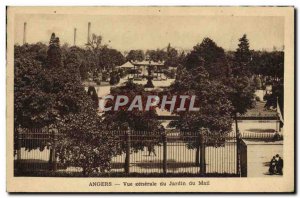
63, 46, 85, 68
227, 34, 255, 118
168, 36, 258, 175
165, 43, 180, 67
272, 80, 284, 119
145, 49, 167, 62
98, 47, 125, 71
235, 34, 251, 63
232, 34, 251, 76
109, 71, 120, 85
14, 42, 48, 65
178, 51, 186, 66
14, 58, 54, 128
86, 33, 103, 51
103, 80, 161, 132
47, 33, 63, 68
168, 66, 234, 165
221, 36, 255, 148
84, 33, 104, 77
263, 79, 283, 115
223, 77, 255, 117
224, 35, 255, 175
126, 50, 145, 62
102, 81, 162, 160
249, 51, 284, 78
13, 57, 51, 154
85, 34, 125, 75
15, 33, 117, 175
184, 38, 229, 79
62, 46, 89, 80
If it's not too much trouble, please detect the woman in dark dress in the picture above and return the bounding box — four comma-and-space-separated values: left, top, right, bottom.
276, 157, 283, 175
269, 156, 277, 174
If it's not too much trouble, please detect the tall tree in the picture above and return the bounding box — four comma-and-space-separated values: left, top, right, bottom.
14, 58, 52, 129
228, 34, 255, 118
85, 34, 103, 51
232, 34, 251, 76
174, 36, 255, 171
184, 37, 228, 79
47, 33, 63, 68
168, 66, 234, 165
15, 33, 117, 175
85, 33, 104, 76
225, 34, 255, 175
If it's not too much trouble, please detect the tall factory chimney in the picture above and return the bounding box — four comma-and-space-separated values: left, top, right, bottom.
23, 22, 27, 45
73, 28, 77, 46
87, 22, 91, 43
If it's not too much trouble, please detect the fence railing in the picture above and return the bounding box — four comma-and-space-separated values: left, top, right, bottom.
241, 132, 277, 139
14, 127, 278, 177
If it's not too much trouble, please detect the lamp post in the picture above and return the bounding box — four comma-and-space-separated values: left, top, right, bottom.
199, 127, 206, 176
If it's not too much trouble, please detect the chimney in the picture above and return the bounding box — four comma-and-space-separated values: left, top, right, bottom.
74, 28, 77, 46
23, 22, 27, 45
87, 22, 91, 43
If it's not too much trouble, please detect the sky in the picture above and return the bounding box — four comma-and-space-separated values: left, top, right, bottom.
14, 14, 284, 52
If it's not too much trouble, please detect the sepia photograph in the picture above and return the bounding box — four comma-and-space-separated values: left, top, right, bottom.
6, 6, 294, 192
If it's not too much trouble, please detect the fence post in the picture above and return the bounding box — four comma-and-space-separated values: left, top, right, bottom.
235, 113, 241, 176
16, 128, 22, 172
236, 130, 241, 176
199, 128, 206, 176
163, 132, 167, 175
16, 128, 22, 161
240, 140, 247, 177
51, 128, 58, 171
124, 130, 131, 174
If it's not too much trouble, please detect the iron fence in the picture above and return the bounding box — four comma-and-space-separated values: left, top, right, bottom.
14, 127, 278, 177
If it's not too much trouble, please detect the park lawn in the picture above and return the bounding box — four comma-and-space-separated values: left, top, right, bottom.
241, 101, 277, 117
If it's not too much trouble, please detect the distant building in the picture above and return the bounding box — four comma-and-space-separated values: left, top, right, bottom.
131, 60, 165, 78
117, 61, 135, 69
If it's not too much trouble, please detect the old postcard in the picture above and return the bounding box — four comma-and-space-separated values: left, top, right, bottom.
6, 6, 294, 192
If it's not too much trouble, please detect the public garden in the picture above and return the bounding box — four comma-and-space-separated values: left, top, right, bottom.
14, 25, 284, 177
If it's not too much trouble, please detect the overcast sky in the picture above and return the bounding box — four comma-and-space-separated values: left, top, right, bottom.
14, 14, 284, 52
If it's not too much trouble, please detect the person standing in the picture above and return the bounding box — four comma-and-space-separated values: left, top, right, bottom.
269, 156, 277, 174
148, 145, 156, 156
277, 156, 283, 175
